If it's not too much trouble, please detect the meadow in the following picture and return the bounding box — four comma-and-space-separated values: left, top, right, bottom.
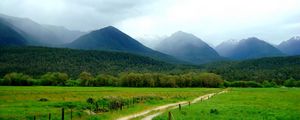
154, 88, 300, 120
0, 86, 220, 120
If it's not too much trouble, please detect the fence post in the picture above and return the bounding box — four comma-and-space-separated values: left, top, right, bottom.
189, 101, 191, 106
179, 104, 181, 111
62, 108, 64, 120
49, 113, 51, 120
34, 115, 36, 120
168, 111, 172, 120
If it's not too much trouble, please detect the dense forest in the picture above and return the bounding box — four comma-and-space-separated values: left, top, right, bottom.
0, 46, 198, 77
0, 46, 300, 87
203, 56, 300, 84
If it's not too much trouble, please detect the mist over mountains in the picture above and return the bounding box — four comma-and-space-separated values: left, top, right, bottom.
216, 37, 285, 60
0, 14, 299, 64
155, 31, 224, 64
0, 14, 85, 46
278, 36, 300, 55
66, 26, 182, 63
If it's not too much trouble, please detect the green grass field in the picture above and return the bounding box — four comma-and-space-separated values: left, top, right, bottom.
154, 88, 300, 120
0, 86, 220, 120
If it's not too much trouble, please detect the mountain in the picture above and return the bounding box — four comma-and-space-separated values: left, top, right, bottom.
44, 25, 86, 43
0, 46, 179, 77
0, 13, 84, 46
216, 37, 284, 60
67, 26, 183, 64
155, 31, 223, 64
277, 36, 300, 55
215, 39, 239, 57
0, 18, 27, 45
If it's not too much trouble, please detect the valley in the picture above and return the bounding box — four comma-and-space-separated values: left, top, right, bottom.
0, 2, 300, 120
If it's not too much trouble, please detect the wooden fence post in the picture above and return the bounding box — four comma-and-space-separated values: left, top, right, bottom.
189, 101, 191, 106
62, 108, 64, 120
168, 111, 172, 120
179, 104, 181, 111
49, 113, 51, 120
33, 115, 36, 120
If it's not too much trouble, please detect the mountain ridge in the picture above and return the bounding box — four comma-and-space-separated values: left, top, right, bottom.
67, 26, 184, 64
156, 31, 224, 64
216, 37, 284, 60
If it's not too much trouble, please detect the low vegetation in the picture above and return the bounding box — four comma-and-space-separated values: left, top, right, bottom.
1, 71, 300, 87
154, 88, 300, 120
0, 86, 220, 120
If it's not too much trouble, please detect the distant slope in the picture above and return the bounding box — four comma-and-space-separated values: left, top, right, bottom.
216, 37, 284, 60
0, 13, 62, 45
67, 26, 183, 64
0, 46, 178, 77
0, 13, 84, 45
215, 39, 238, 57
155, 31, 224, 64
0, 19, 27, 45
203, 56, 300, 81
277, 36, 300, 55
44, 25, 86, 43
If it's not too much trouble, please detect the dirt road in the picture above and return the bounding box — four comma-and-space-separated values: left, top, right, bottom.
116, 90, 228, 120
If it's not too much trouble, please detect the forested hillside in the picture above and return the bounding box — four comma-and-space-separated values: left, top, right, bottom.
203, 56, 300, 83
0, 46, 186, 77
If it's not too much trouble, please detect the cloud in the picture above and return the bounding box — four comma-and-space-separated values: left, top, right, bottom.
0, 0, 299, 46
0, 0, 153, 31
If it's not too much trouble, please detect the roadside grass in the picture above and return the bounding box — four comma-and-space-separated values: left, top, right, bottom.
0, 86, 220, 120
154, 88, 300, 120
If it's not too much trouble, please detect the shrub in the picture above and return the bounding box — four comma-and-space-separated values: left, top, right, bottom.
40, 72, 68, 86
229, 81, 262, 88
39, 98, 49, 102
79, 72, 94, 86
196, 73, 224, 87
66, 79, 80, 86
2, 72, 33, 86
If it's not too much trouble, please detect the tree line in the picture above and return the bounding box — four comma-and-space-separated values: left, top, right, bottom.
1, 72, 300, 87
203, 55, 300, 85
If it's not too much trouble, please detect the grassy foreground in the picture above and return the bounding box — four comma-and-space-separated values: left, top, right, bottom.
154, 88, 300, 120
0, 86, 220, 120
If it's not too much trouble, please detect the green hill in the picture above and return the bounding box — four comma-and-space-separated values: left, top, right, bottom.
202, 56, 300, 83
0, 46, 179, 77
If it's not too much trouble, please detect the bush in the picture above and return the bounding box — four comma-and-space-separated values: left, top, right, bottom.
262, 80, 277, 88
39, 98, 49, 102
94, 74, 118, 86
195, 73, 224, 87
79, 72, 94, 86
66, 79, 80, 86
2, 72, 33, 86
284, 78, 300, 87
40, 72, 68, 86
229, 81, 263, 88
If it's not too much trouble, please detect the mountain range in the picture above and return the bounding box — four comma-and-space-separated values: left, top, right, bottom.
66, 26, 183, 63
0, 18, 27, 45
277, 36, 300, 55
216, 37, 284, 60
155, 31, 224, 64
0, 13, 299, 64
0, 13, 85, 46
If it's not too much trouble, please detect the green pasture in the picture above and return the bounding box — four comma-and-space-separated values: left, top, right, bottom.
0, 86, 220, 120
154, 88, 300, 120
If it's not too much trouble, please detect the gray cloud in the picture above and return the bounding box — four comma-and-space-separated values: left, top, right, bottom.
0, 0, 299, 46
0, 0, 153, 31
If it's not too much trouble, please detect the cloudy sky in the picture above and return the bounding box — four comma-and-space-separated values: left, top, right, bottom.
0, 0, 299, 47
